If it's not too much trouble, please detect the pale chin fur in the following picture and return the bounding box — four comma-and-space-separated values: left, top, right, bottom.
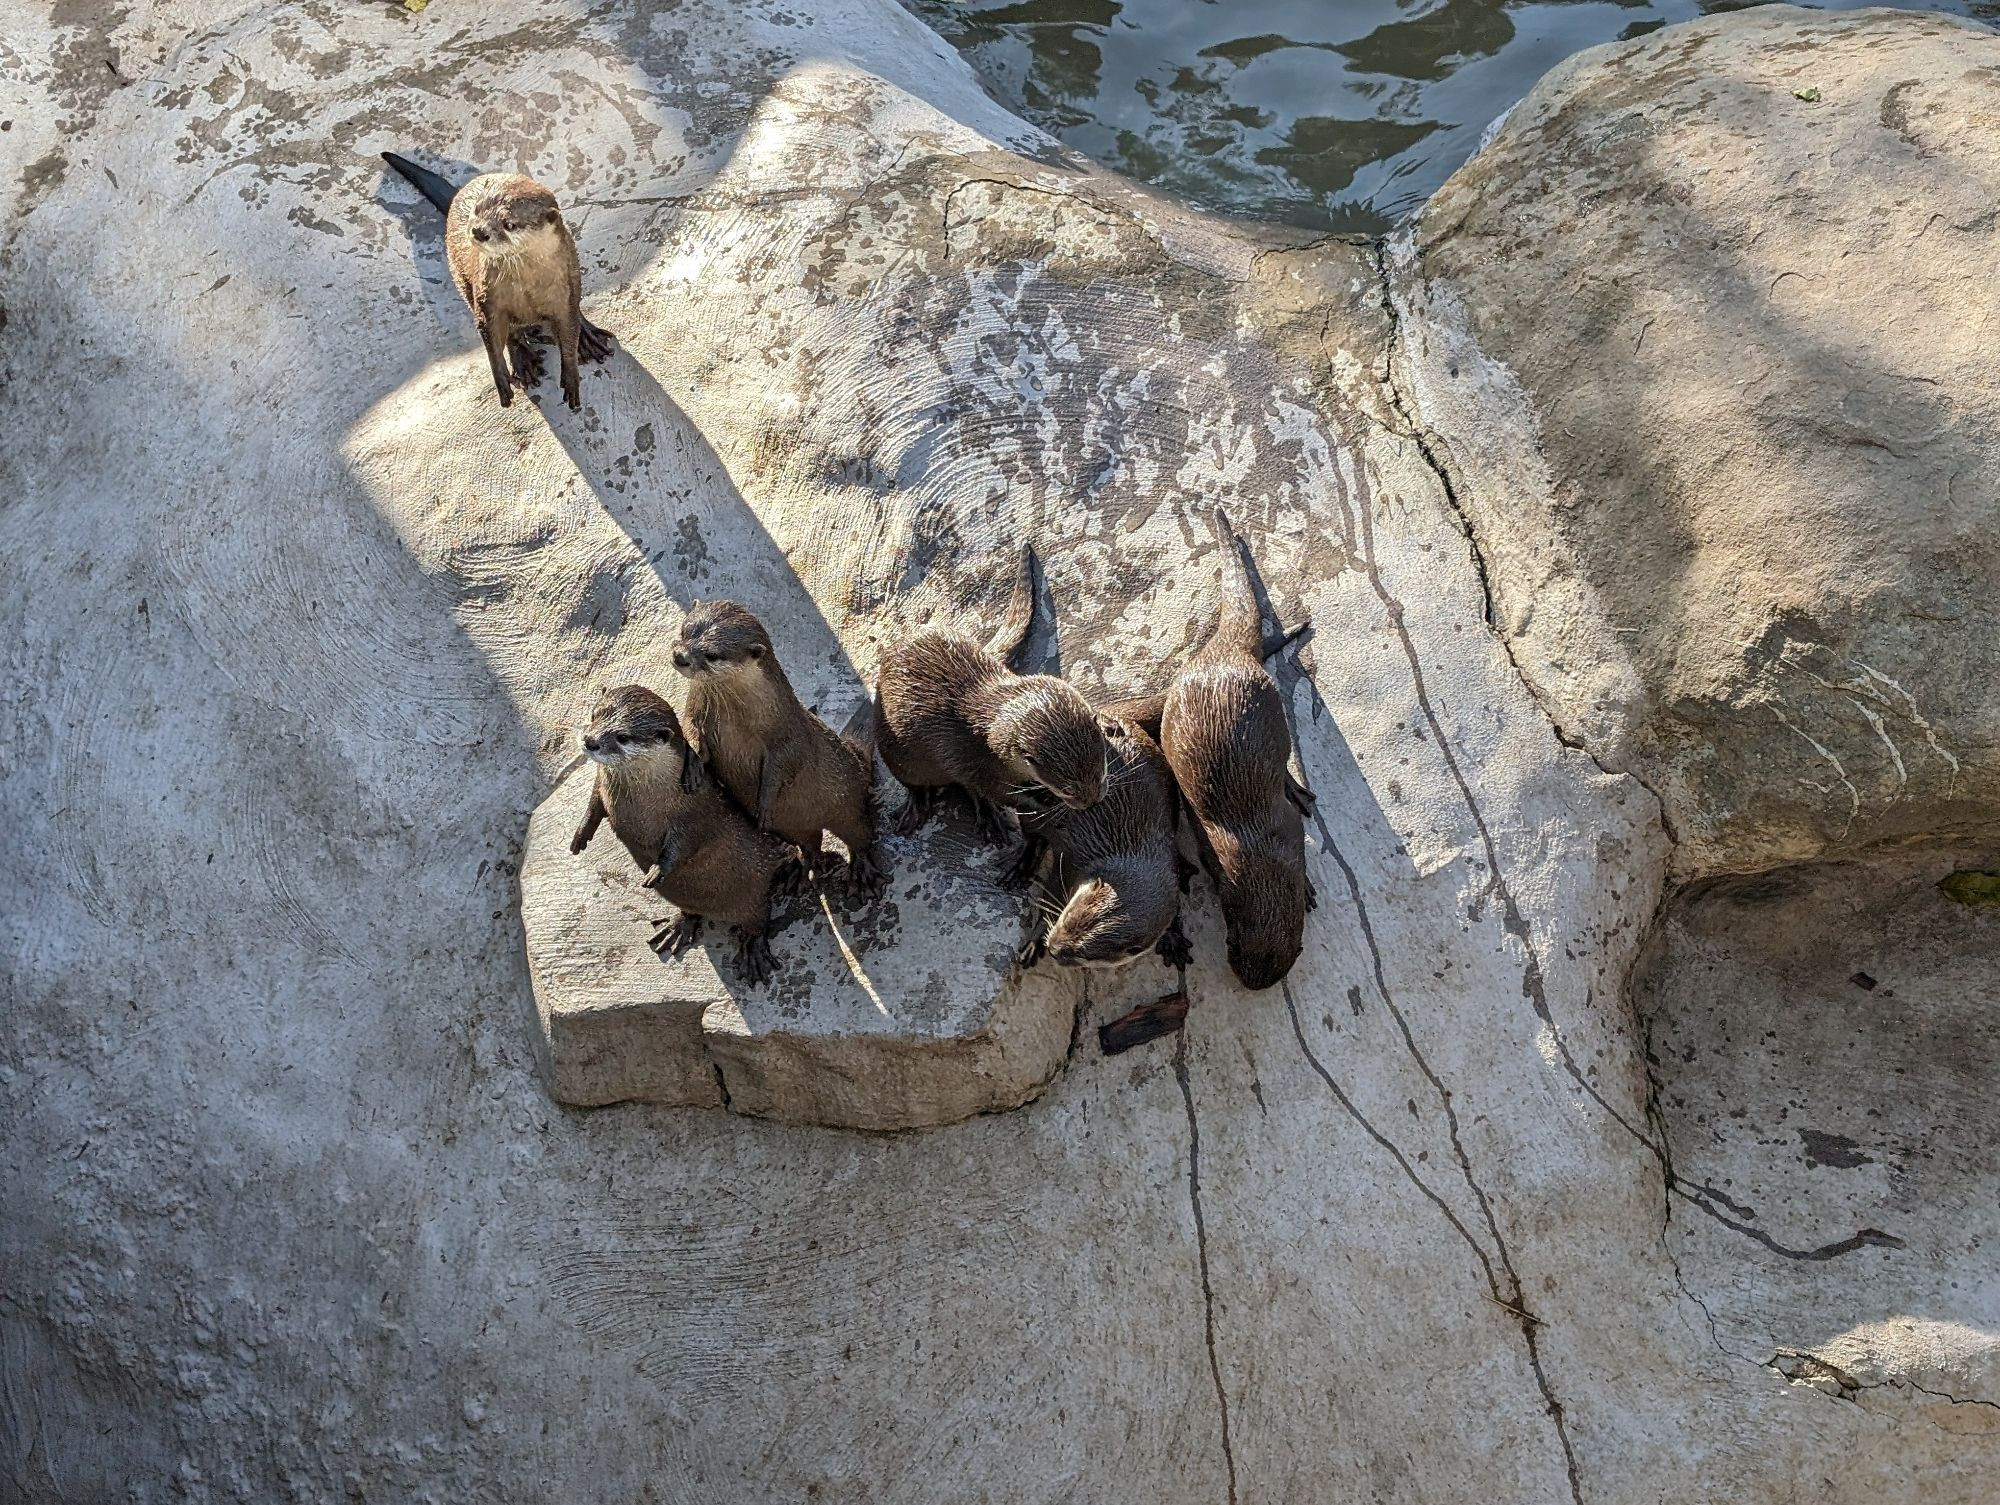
1076, 951, 1144, 972
482, 221, 558, 262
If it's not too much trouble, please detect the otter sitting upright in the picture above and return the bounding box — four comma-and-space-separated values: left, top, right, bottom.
381, 152, 615, 411
672, 601, 884, 896
874, 545, 1112, 842
569, 685, 794, 985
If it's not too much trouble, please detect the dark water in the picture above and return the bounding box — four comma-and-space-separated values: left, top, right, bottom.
907, 0, 1997, 233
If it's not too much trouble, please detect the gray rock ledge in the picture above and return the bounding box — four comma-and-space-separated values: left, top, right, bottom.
522, 767, 1078, 1129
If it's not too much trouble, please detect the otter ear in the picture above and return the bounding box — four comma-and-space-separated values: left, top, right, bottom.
1099, 717, 1125, 739
747, 643, 765, 660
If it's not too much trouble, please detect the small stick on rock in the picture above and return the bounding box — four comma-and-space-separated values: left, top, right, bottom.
1098, 992, 1190, 1056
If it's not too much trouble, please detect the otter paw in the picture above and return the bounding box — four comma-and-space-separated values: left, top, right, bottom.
846, 847, 887, 900
1286, 775, 1317, 817
1156, 923, 1193, 970
1015, 931, 1048, 969
773, 857, 813, 898
579, 319, 617, 363
648, 912, 703, 957
972, 797, 1014, 846
1304, 877, 1319, 913
508, 342, 545, 390
892, 789, 932, 838
999, 841, 1041, 892
738, 934, 776, 986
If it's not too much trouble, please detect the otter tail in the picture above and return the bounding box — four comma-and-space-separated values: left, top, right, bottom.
838, 689, 879, 765
381, 151, 459, 215
985, 543, 1040, 670
1206, 507, 1265, 662
838, 690, 886, 835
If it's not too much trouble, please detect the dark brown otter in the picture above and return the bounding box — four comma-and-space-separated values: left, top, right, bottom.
381, 153, 614, 411
671, 601, 883, 896
1012, 704, 1191, 973
874, 545, 1112, 843
569, 685, 793, 984
1143, 508, 1317, 991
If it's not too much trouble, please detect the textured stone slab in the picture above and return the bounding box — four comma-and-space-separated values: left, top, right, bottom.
522, 767, 1079, 1128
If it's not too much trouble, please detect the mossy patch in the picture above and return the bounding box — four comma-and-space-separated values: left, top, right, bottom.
1939, 870, 2000, 906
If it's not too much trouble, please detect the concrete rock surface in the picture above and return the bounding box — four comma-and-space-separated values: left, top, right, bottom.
0, 2, 1993, 1502
523, 765, 1078, 1128
1394, 5, 2000, 880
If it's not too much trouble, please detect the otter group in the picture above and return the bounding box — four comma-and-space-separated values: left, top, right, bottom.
376, 153, 1316, 998
570, 514, 1313, 997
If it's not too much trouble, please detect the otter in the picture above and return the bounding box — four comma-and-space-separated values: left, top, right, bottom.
1012, 704, 1191, 972
1153, 508, 1317, 990
569, 685, 794, 984
381, 152, 614, 411
671, 601, 884, 896
874, 545, 1112, 843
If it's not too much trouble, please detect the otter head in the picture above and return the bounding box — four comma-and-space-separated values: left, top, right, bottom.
465, 180, 562, 261
671, 600, 774, 688
992, 679, 1113, 811
1044, 873, 1157, 970
581, 685, 686, 767
1216, 844, 1306, 991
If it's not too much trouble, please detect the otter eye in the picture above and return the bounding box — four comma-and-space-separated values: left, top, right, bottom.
609, 732, 626, 744
703, 650, 720, 663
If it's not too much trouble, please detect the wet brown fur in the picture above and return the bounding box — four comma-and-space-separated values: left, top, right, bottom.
874, 545, 1111, 840
673, 601, 883, 894
569, 685, 792, 983
1157, 508, 1315, 990
1014, 708, 1190, 971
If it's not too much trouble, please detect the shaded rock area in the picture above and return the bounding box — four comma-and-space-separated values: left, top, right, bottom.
1394, 5, 2000, 880
524, 766, 1076, 1127
1640, 850, 2000, 1447
1, 2, 1995, 1503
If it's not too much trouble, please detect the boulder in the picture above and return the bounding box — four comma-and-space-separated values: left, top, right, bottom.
522, 766, 1077, 1129
3, 2, 1996, 1502
1393, 5, 2000, 879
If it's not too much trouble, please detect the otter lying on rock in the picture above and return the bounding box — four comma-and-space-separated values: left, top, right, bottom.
1012, 701, 1192, 973
1144, 508, 1317, 991
874, 545, 1114, 844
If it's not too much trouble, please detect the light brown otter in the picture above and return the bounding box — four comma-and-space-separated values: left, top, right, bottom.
381, 153, 614, 411
671, 601, 884, 896
1012, 705, 1191, 972
1153, 507, 1317, 991
569, 685, 794, 984
874, 545, 1113, 844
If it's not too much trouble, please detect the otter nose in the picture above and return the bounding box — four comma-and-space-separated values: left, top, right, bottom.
671, 649, 690, 669
582, 734, 600, 752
